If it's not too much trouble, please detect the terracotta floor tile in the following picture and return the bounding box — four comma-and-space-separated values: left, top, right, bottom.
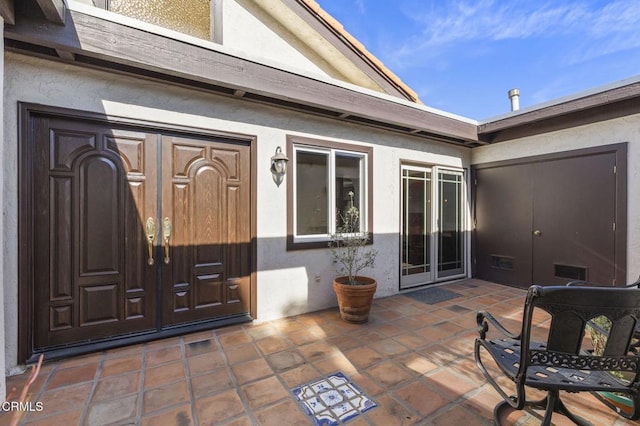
313, 352, 358, 376
365, 394, 418, 426
285, 327, 326, 346
145, 336, 182, 350
231, 358, 273, 385
431, 405, 490, 426
141, 404, 194, 426
394, 353, 438, 375
253, 399, 309, 426
218, 330, 251, 348
195, 389, 246, 425
183, 330, 215, 344
394, 380, 448, 416
143, 380, 189, 415
298, 340, 337, 363
266, 349, 306, 373
185, 338, 217, 357
368, 338, 409, 357
426, 369, 478, 400
145, 346, 182, 367
22, 410, 82, 426
278, 364, 321, 389
85, 394, 138, 425
47, 363, 98, 389
344, 346, 384, 369
254, 336, 294, 355
241, 376, 288, 410
223, 343, 260, 365
367, 361, 413, 388
92, 372, 140, 402
327, 335, 361, 352
187, 351, 226, 376
144, 361, 185, 388
100, 355, 142, 377
190, 368, 235, 399
27, 382, 92, 419
8, 281, 637, 426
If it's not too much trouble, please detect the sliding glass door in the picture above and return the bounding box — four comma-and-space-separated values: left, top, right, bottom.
401, 166, 466, 289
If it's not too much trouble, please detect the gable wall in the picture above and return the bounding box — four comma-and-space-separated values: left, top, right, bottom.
471, 114, 640, 284
222, 0, 330, 79
3, 52, 470, 372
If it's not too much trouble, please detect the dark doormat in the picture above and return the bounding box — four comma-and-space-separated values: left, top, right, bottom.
404, 287, 461, 304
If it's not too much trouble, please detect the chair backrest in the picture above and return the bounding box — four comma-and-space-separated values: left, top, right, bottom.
520, 285, 640, 377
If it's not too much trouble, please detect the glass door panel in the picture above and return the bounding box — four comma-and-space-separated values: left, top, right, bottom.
401, 168, 432, 288
401, 166, 465, 289
437, 172, 465, 278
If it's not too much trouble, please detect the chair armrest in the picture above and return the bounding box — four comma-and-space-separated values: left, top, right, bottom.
476, 311, 520, 340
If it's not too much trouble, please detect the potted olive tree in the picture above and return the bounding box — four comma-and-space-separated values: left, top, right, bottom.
329, 192, 378, 323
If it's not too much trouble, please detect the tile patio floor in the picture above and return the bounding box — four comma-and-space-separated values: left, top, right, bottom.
1, 279, 636, 425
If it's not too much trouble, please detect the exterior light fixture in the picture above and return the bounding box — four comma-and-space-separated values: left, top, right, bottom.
270, 146, 289, 187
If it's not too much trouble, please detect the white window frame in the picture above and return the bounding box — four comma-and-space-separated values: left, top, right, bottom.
292, 144, 369, 244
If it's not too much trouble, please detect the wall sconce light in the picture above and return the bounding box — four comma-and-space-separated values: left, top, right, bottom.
270, 146, 289, 187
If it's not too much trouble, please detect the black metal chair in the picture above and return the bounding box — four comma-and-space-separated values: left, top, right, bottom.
475, 285, 640, 425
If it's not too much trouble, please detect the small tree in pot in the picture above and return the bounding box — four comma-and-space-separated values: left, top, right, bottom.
329, 192, 378, 323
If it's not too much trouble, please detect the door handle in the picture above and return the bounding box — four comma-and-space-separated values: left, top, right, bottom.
533, 230, 542, 236
163, 217, 171, 264
145, 217, 156, 265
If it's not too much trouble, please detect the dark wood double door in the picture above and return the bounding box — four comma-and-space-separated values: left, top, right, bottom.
473, 146, 626, 288
22, 110, 252, 362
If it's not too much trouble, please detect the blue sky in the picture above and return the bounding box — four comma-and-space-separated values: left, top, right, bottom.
315, 0, 640, 120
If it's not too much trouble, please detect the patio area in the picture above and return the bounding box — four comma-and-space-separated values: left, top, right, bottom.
1, 279, 634, 426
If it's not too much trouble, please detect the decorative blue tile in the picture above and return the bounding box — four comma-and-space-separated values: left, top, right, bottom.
292, 372, 377, 425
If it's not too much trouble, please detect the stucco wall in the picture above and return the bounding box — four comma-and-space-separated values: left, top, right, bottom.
471, 114, 640, 283
222, 0, 329, 79
3, 52, 470, 372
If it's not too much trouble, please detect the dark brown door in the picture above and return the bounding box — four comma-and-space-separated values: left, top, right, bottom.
161, 135, 251, 325
474, 164, 533, 286
32, 118, 158, 350
532, 154, 616, 285
474, 151, 619, 288
26, 114, 251, 357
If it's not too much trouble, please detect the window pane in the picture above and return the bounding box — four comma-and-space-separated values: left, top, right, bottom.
109, 0, 211, 40
438, 172, 464, 277
402, 169, 431, 276
335, 154, 362, 232
296, 151, 329, 236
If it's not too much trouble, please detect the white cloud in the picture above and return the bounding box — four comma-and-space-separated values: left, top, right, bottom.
390, 0, 640, 65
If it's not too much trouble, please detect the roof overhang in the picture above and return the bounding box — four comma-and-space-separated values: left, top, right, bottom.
478, 77, 640, 143
4, 1, 480, 148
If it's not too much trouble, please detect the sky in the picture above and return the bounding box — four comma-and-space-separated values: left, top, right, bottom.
314, 0, 640, 120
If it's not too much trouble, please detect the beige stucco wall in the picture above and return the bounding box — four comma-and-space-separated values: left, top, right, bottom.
3, 52, 470, 372
471, 114, 640, 283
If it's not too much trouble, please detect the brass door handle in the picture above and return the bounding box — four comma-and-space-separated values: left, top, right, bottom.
163, 217, 171, 264
145, 217, 156, 265
533, 230, 542, 236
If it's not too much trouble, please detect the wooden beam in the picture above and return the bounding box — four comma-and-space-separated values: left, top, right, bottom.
36, 0, 66, 25
5, 9, 478, 143
0, 0, 15, 25
56, 49, 75, 60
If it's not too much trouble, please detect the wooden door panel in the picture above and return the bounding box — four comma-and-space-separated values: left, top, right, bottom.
162, 135, 251, 326
32, 118, 157, 350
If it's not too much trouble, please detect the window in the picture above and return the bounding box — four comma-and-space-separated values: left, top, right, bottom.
287, 137, 373, 249
96, 0, 221, 42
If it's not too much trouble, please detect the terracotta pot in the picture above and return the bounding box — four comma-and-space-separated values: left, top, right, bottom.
332, 276, 377, 323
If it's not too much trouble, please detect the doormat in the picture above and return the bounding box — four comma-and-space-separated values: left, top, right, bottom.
404, 287, 461, 305
291, 372, 377, 425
